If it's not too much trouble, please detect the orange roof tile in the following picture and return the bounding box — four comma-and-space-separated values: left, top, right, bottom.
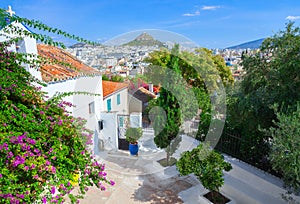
102, 81, 128, 98
37, 44, 100, 82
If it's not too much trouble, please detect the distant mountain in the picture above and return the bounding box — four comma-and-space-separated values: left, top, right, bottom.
226, 38, 265, 50
69, 43, 86, 48
123, 32, 165, 47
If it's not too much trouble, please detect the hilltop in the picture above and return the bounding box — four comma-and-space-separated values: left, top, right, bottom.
123, 32, 165, 47
226, 38, 265, 50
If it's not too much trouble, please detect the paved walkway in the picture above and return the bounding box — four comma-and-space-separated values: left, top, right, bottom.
66, 135, 300, 204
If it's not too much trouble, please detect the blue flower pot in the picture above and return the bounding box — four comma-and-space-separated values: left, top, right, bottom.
129, 143, 138, 155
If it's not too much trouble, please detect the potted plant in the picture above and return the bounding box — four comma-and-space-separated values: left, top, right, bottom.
125, 127, 143, 155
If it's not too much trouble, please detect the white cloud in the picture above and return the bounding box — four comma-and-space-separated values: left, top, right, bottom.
286, 15, 300, 21
183, 10, 200, 17
201, 5, 220, 11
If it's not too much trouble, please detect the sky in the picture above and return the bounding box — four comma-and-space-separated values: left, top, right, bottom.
1, 0, 300, 48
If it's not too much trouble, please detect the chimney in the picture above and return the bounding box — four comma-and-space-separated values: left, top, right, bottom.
149, 83, 153, 93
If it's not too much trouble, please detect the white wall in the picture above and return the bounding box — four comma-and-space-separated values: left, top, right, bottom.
99, 112, 118, 150
73, 76, 103, 132
128, 94, 142, 113
103, 88, 129, 114
43, 75, 104, 152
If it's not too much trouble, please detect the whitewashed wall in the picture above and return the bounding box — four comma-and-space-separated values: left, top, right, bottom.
43, 75, 103, 132
99, 112, 118, 150
103, 88, 129, 114
128, 94, 142, 113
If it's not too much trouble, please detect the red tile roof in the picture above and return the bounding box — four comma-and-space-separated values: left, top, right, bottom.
37, 44, 100, 82
102, 80, 128, 98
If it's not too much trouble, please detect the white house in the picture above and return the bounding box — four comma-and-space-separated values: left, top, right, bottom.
0, 7, 141, 152
102, 80, 129, 114
0, 14, 105, 154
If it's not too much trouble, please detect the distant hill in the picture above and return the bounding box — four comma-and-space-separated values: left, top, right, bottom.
69, 43, 86, 48
226, 38, 265, 50
123, 32, 165, 47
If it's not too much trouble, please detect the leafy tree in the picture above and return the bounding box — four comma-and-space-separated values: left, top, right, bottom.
0, 8, 113, 204
266, 104, 300, 194
102, 75, 110, 81
176, 143, 232, 201
145, 46, 232, 141
152, 44, 183, 165
224, 22, 300, 167
111, 75, 124, 82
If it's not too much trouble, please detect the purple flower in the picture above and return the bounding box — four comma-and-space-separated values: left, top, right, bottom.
40, 111, 45, 115
110, 180, 115, 186
45, 160, 50, 165
51, 186, 56, 195
33, 175, 38, 179
7, 151, 13, 159
42, 196, 47, 204
27, 138, 36, 145
0, 174, 2, 178
31, 164, 36, 169
3, 123, 7, 127
22, 113, 26, 118
24, 166, 29, 171
58, 120, 62, 126
51, 166, 56, 174
13, 156, 25, 167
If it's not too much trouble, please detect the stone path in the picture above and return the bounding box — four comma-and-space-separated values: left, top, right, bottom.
65, 135, 300, 204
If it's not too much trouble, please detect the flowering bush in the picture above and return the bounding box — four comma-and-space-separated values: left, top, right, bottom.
0, 9, 114, 204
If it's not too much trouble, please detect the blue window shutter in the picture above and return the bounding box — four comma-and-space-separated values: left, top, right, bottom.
119, 116, 124, 127
107, 99, 111, 112
117, 94, 121, 105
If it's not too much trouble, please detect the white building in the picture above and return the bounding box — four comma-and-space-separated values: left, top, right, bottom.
0, 17, 105, 154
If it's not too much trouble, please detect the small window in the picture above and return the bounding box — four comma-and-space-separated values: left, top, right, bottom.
119, 116, 124, 127
107, 99, 112, 112
89, 102, 95, 114
117, 94, 121, 105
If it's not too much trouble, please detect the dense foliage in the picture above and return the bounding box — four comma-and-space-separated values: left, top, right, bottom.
176, 143, 232, 196
266, 105, 300, 194
227, 23, 300, 167
145, 45, 232, 141
0, 8, 113, 204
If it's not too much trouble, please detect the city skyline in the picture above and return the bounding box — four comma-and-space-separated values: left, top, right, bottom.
1, 0, 300, 48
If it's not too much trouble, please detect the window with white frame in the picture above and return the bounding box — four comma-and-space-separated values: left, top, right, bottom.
88, 102, 95, 114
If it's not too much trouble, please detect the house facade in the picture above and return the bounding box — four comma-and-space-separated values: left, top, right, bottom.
102, 80, 129, 114
0, 20, 105, 154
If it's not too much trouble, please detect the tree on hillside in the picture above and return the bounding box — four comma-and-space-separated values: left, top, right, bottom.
176, 143, 232, 203
145, 46, 232, 142
152, 44, 183, 165
265, 105, 300, 194
0, 8, 113, 204
225, 22, 300, 169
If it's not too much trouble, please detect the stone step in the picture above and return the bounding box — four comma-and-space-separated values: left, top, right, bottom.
222, 173, 286, 204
